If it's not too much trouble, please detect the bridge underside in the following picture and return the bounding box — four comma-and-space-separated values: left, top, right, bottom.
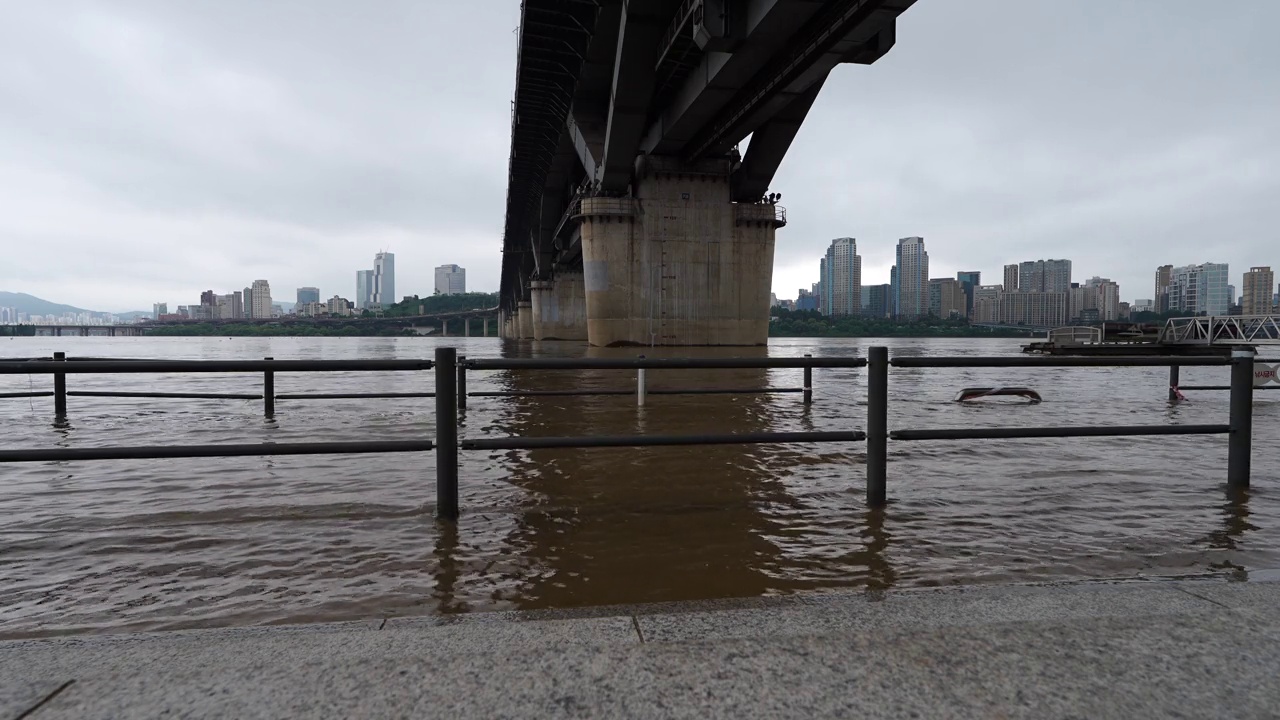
501, 0, 915, 345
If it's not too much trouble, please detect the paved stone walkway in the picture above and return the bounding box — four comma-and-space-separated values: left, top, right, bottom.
3, 578, 1279, 718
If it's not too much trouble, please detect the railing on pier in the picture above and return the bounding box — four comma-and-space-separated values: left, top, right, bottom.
0, 347, 1261, 521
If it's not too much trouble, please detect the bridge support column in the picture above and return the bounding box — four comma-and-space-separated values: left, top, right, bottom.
517, 301, 533, 339
531, 273, 587, 341
483, 318, 488, 337
579, 157, 779, 346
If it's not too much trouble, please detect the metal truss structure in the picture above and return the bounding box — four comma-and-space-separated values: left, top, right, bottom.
1159, 315, 1280, 345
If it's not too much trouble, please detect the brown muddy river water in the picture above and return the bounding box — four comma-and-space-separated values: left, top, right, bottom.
2, 335, 1277, 638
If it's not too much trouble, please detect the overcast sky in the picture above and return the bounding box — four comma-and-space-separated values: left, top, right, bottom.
1, 1, 1276, 312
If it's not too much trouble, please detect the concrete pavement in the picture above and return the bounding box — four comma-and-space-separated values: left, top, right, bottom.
3, 577, 1279, 718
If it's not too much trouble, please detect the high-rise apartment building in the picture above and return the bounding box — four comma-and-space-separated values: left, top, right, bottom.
1168, 263, 1230, 316
863, 284, 892, 318
297, 287, 320, 306
1003, 264, 1019, 292
356, 270, 374, 310
1242, 267, 1274, 315
1155, 264, 1174, 312
373, 252, 395, 307
1083, 277, 1121, 321
215, 292, 243, 320
434, 264, 467, 296
891, 236, 928, 318
152, 303, 168, 319
956, 271, 981, 317
928, 278, 965, 318
818, 258, 828, 314
796, 288, 818, 311
1018, 259, 1072, 293
250, 280, 273, 319
820, 238, 861, 316
972, 285, 1003, 324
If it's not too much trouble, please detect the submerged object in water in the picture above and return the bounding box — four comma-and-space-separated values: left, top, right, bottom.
954, 387, 1042, 403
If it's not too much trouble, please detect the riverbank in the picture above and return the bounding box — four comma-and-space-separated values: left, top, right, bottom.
3, 577, 1276, 718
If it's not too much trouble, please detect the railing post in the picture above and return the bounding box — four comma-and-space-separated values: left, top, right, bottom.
1168, 364, 1180, 403
53, 351, 67, 419
1228, 346, 1255, 488
866, 346, 888, 507
435, 347, 460, 520
803, 353, 813, 405
637, 355, 646, 407
456, 354, 467, 411
263, 357, 275, 417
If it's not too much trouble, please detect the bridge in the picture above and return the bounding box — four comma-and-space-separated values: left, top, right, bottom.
1160, 315, 1280, 346
500, 0, 917, 346
1, 325, 147, 337
2, 309, 502, 338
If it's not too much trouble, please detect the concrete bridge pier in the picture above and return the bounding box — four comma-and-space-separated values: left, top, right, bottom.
580, 157, 780, 347
517, 301, 534, 339
482, 318, 488, 337
531, 273, 587, 341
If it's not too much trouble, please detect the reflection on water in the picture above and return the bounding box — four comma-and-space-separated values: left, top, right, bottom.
0, 335, 1278, 638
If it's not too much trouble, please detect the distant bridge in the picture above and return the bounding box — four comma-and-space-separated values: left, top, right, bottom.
970, 323, 1050, 334
2, 308, 502, 338
1, 325, 146, 337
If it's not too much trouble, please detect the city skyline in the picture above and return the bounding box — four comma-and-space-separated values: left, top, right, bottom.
0, 2, 1276, 312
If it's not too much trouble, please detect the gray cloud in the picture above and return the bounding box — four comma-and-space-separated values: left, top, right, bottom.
1, 1, 1276, 311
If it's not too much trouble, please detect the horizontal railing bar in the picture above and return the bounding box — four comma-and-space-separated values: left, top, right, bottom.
1179, 385, 1280, 391
890, 424, 1230, 441
275, 392, 436, 399
468, 387, 803, 398
0, 359, 434, 374
0, 440, 435, 463
0, 391, 54, 399
891, 356, 1228, 368
462, 430, 866, 450
67, 391, 263, 400
463, 357, 867, 370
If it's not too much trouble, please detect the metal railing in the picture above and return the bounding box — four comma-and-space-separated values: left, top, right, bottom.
867, 348, 1250, 503
0, 353, 437, 460
0, 346, 1261, 521
435, 349, 866, 519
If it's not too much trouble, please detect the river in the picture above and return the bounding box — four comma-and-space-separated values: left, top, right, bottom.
1, 335, 1276, 638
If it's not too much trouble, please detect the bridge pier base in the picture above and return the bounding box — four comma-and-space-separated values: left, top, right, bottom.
580, 157, 779, 346
531, 274, 587, 341
517, 301, 533, 339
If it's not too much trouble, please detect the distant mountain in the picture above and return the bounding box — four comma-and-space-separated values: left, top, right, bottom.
0, 291, 89, 316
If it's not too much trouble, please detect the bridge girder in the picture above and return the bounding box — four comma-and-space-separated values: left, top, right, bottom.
502, 0, 918, 309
